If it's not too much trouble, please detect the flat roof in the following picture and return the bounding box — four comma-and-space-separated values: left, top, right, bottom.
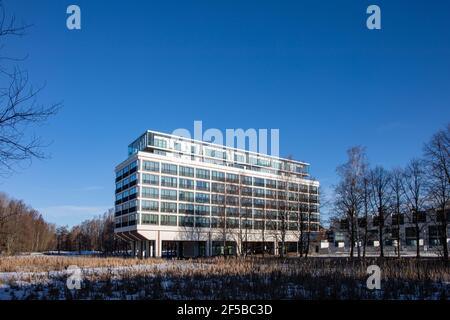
139, 129, 311, 167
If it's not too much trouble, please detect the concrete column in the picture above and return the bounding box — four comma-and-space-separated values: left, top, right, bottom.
274, 241, 278, 256
206, 238, 211, 257
132, 240, 137, 257
140, 240, 144, 259
149, 240, 154, 257
155, 231, 162, 257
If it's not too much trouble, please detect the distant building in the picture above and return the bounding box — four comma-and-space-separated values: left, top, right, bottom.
114, 130, 320, 258
327, 208, 450, 254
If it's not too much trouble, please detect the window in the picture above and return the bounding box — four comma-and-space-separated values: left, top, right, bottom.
154, 138, 167, 149
266, 221, 277, 230
241, 187, 252, 196
288, 183, 299, 191
241, 197, 252, 207
253, 188, 264, 198
179, 203, 194, 214
211, 182, 225, 193
212, 171, 225, 182
161, 202, 177, 213
142, 214, 158, 225
195, 205, 210, 216
242, 219, 252, 229
226, 218, 239, 228
413, 212, 427, 224
142, 174, 159, 186
266, 179, 277, 189
179, 178, 194, 189
143, 160, 159, 172
265, 189, 276, 199
288, 192, 297, 201
195, 193, 210, 203
253, 210, 264, 219
226, 196, 238, 206
161, 215, 177, 226
161, 163, 177, 175
277, 181, 286, 190
179, 166, 194, 177
266, 211, 277, 220
211, 206, 224, 216
392, 214, 404, 225
141, 200, 158, 212
254, 177, 265, 187
226, 184, 239, 195
211, 194, 225, 205
195, 217, 210, 228
196, 181, 210, 191
179, 191, 194, 202
278, 191, 286, 200
241, 176, 252, 185
254, 220, 264, 230
405, 227, 417, 238
129, 174, 137, 185
161, 189, 177, 200
179, 216, 194, 227
226, 173, 239, 183
253, 198, 265, 208
226, 207, 239, 217
196, 168, 210, 180
142, 187, 158, 199
161, 176, 177, 188
234, 153, 245, 163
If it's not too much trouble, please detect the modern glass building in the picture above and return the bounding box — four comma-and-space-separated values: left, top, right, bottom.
114, 130, 320, 258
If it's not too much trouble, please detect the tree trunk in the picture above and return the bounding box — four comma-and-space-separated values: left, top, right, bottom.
415, 223, 420, 258
379, 209, 384, 258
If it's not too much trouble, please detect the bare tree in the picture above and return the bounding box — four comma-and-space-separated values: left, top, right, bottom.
334, 146, 366, 258
390, 167, 405, 258
402, 159, 427, 258
369, 166, 391, 258
0, 192, 56, 254
361, 171, 371, 258
0, 3, 60, 176
424, 124, 450, 261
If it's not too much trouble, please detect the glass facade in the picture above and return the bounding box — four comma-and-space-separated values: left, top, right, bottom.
128, 131, 310, 177
115, 158, 319, 231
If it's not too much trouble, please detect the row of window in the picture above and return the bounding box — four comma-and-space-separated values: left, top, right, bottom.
139, 200, 319, 218
146, 133, 309, 175
141, 160, 317, 192
116, 160, 138, 182
140, 176, 317, 201
115, 200, 138, 216
134, 213, 320, 230
115, 187, 138, 204
140, 189, 318, 209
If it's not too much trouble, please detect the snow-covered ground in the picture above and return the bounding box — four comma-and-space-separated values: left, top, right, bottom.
0, 258, 448, 300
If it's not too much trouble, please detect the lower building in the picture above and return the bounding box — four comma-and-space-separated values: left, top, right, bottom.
327, 209, 450, 255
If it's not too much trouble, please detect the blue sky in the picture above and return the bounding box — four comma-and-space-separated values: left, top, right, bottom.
3, 0, 450, 226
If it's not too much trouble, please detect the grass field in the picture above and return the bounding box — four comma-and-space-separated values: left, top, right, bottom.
0, 255, 448, 300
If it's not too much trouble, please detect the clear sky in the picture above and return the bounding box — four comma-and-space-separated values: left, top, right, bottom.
3, 0, 450, 226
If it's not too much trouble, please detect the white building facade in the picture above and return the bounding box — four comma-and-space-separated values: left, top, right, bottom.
114, 131, 320, 258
